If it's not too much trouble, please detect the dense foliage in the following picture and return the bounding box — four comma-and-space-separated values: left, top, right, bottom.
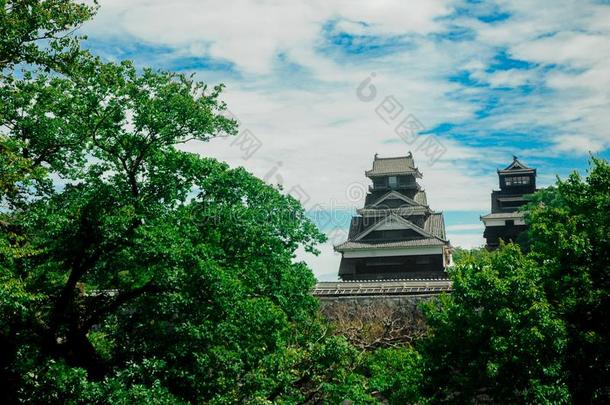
422, 158, 610, 404
422, 245, 569, 403
2, 1, 609, 404
0, 0, 96, 71
0, 1, 367, 403
527, 158, 610, 403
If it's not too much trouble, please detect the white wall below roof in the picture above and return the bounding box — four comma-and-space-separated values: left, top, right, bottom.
343, 245, 444, 258
482, 218, 526, 226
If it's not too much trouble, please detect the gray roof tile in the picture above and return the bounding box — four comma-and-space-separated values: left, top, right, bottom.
414, 190, 427, 205
364, 189, 426, 206
425, 212, 446, 239
335, 237, 446, 250
337, 212, 448, 251
498, 157, 536, 174
365, 155, 421, 177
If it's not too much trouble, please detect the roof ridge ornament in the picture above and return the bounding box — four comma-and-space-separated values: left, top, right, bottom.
499, 155, 535, 172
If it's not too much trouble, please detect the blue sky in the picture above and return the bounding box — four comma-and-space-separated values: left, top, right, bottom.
82, 0, 610, 280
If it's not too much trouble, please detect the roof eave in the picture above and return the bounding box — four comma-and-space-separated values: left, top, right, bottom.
365, 172, 423, 179
356, 207, 430, 215
336, 244, 447, 252
480, 212, 526, 220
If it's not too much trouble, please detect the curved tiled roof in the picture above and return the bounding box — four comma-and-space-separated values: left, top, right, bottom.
364, 188, 423, 206
425, 212, 446, 240
362, 190, 428, 208
340, 212, 447, 249
414, 190, 427, 205
335, 153, 449, 262
365, 155, 421, 177
498, 157, 536, 174
335, 237, 447, 250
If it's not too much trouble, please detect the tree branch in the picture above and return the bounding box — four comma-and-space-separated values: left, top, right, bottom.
81, 280, 162, 332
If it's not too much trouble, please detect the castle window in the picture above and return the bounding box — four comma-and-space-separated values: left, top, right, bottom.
373, 178, 387, 189
388, 176, 398, 188
505, 176, 530, 186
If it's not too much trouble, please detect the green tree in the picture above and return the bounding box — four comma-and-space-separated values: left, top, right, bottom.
421, 245, 569, 404
527, 157, 610, 403
419, 158, 610, 404
0, 0, 96, 70
450, 246, 488, 266
1, 53, 358, 402
1, 1, 97, 397
365, 347, 424, 404
0, 2, 379, 403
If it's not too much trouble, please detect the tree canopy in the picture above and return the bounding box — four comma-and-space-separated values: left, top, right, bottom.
422, 245, 569, 403
0, 2, 365, 403
0, 0, 96, 70
421, 158, 610, 404
2, 1, 609, 404
527, 158, 610, 403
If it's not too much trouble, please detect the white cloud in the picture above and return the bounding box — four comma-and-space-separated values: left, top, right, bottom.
83, 0, 610, 280
88, 0, 453, 74
473, 68, 536, 88
512, 33, 610, 68
86, 0, 610, 198
86, 0, 610, 158
553, 134, 606, 154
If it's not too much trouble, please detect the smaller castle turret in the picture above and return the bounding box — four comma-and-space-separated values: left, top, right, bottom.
481, 156, 537, 249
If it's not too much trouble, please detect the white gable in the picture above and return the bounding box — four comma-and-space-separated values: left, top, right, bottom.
371, 190, 426, 208
376, 216, 408, 231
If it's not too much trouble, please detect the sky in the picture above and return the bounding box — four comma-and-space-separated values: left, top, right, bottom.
81, 0, 610, 280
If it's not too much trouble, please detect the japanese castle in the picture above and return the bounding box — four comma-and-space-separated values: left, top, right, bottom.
481, 156, 537, 249
334, 153, 452, 281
